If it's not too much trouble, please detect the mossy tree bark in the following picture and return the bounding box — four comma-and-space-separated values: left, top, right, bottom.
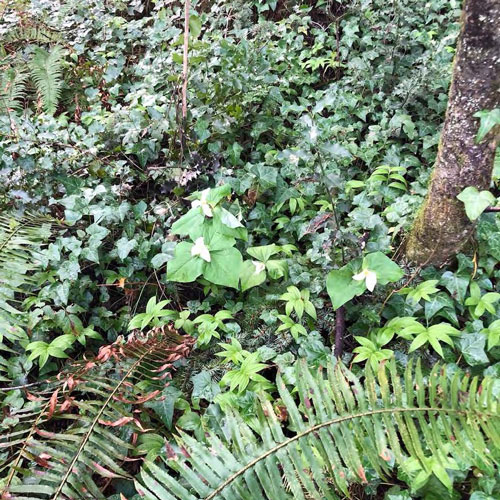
406, 0, 500, 265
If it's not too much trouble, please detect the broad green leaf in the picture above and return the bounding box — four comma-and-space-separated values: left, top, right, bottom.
240, 260, 266, 291
457, 187, 495, 221
458, 333, 489, 366
247, 244, 279, 263
167, 242, 204, 283
171, 208, 205, 238
266, 259, 287, 279
326, 265, 365, 310
203, 246, 243, 289
115, 237, 137, 260
363, 252, 403, 284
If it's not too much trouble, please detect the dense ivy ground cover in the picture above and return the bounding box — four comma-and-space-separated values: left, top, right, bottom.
0, 0, 499, 498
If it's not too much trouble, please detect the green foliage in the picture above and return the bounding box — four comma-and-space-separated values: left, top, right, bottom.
26, 333, 74, 367
28, 45, 64, 114
474, 108, 500, 143
353, 330, 394, 371
399, 321, 461, 358
219, 351, 271, 394
135, 360, 499, 500
326, 252, 404, 310
0, 214, 54, 336
0, 66, 27, 112
1, 330, 195, 500
279, 286, 316, 321
1, 1, 498, 499
457, 187, 496, 221
399, 280, 440, 303
465, 282, 500, 319
128, 297, 177, 331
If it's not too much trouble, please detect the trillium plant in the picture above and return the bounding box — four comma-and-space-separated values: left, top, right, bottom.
239, 244, 293, 291
352, 268, 377, 292
326, 252, 404, 310
167, 185, 245, 289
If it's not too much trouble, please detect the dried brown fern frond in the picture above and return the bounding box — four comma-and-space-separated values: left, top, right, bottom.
0, 325, 195, 500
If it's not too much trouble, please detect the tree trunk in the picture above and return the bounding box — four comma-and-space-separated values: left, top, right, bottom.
406, 0, 500, 265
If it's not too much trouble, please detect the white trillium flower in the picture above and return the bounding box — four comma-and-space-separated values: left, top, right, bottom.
191, 188, 213, 217
309, 126, 318, 141
352, 268, 377, 292
191, 237, 211, 262
252, 260, 266, 275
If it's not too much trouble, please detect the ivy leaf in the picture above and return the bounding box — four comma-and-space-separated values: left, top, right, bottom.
457, 187, 495, 221
57, 259, 80, 282
473, 108, 500, 143
115, 237, 137, 260
145, 386, 181, 430
191, 371, 220, 403
189, 15, 202, 38
458, 333, 489, 366
440, 271, 469, 303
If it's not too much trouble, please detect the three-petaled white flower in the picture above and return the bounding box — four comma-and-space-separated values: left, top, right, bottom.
252, 260, 266, 275
191, 188, 213, 217
191, 237, 211, 262
352, 268, 377, 292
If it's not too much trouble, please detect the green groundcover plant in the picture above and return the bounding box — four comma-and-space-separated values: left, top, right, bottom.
0, 1, 499, 499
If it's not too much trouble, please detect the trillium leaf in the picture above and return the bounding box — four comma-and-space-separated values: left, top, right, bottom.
171, 208, 205, 238
240, 260, 266, 291
247, 244, 280, 263
363, 252, 403, 284
266, 259, 287, 279
219, 207, 243, 229
326, 264, 366, 310
167, 242, 205, 283
203, 246, 243, 289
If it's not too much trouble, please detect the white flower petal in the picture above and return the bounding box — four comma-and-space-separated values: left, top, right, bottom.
201, 202, 213, 217
191, 199, 201, 209
191, 237, 211, 262
352, 270, 366, 281
252, 261, 265, 275
365, 270, 377, 292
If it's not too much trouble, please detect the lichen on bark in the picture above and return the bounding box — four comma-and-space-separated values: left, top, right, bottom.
406, 0, 500, 265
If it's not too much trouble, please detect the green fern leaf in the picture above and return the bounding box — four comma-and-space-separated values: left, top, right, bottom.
28, 45, 64, 114
135, 359, 499, 500
0, 65, 27, 113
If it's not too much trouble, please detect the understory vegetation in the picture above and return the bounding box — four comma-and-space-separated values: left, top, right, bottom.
0, 0, 499, 499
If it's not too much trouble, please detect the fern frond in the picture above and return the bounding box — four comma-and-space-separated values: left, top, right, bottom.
0, 213, 54, 338
0, 327, 195, 500
4, 24, 61, 46
0, 65, 27, 113
28, 45, 63, 114
136, 359, 499, 500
